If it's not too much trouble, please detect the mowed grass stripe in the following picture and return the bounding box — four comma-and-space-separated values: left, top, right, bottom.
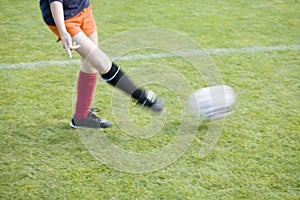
0, 44, 299, 70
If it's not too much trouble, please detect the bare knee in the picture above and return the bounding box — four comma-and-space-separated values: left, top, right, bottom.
80, 58, 98, 74
73, 32, 112, 74
82, 48, 112, 74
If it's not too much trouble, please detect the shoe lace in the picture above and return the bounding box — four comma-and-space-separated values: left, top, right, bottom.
89, 108, 100, 119
139, 90, 156, 106
90, 108, 100, 113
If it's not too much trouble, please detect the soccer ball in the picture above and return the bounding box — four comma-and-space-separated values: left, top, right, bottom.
188, 85, 236, 120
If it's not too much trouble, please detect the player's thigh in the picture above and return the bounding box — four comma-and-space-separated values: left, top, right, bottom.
73, 31, 111, 74
80, 31, 99, 74
88, 31, 98, 46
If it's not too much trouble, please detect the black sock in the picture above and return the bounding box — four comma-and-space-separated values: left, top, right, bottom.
132, 89, 143, 100
101, 63, 143, 100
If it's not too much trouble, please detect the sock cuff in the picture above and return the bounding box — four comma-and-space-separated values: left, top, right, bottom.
79, 70, 98, 80
101, 63, 124, 86
101, 63, 120, 82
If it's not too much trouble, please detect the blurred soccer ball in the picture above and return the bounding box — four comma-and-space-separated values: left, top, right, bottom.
188, 85, 236, 120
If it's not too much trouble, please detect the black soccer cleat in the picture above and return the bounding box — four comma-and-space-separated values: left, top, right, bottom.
137, 90, 165, 112
70, 109, 112, 129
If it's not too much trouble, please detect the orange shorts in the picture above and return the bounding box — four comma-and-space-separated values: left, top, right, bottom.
48, 5, 97, 40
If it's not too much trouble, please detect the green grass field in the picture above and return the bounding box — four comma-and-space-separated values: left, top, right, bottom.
0, 0, 299, 199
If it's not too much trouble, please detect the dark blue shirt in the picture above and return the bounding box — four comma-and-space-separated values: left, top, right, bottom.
40, 0, 90, 25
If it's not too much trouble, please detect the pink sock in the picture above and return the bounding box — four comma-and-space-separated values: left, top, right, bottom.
75, 71, 98, 120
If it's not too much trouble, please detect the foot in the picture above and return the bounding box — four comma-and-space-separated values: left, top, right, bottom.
70, 109, 112, 129
137, 90, 165, 112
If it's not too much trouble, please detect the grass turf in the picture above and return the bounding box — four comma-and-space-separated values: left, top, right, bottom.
0, 0, 299, 199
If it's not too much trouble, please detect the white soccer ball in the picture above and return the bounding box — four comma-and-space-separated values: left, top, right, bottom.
188, 85, 236, 120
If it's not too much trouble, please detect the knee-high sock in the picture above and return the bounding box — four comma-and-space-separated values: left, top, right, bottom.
101, 63, 142, 99
75, 71, 98, 120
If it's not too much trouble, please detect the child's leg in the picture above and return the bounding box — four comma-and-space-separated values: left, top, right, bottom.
74, 70, 97, 119
80, 31, 99, 74
74, 32, 98, 120
73, 31, 142, 98
73, 31, 111, 74
73, 31, 164, 112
